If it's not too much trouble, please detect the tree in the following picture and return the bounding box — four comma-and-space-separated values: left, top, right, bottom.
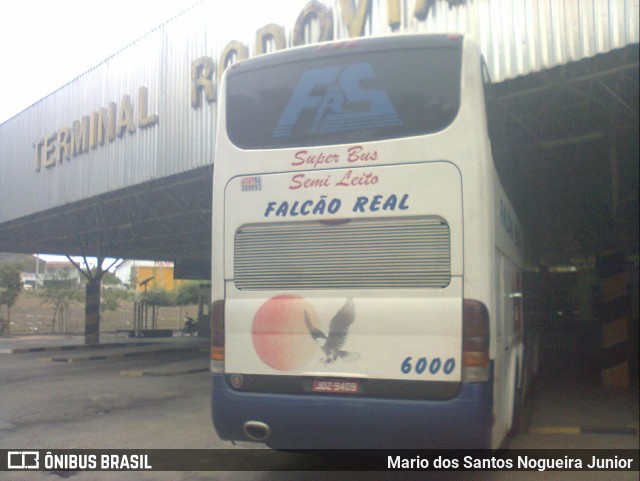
0, 263, 23, 336
174, 281, 200, 327
101, 287, 132, 315
175, 281, 200, 306
93, 269, 121, 286
141, 287, 173, 330
37, 281, 82, 333
143, 288, 173, 307
129, 267, 137, 290
67, 255, 122, 345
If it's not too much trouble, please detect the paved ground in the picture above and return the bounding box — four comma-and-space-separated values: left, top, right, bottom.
0, 332, 637, 480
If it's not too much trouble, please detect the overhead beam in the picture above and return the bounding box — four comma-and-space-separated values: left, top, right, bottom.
497, 62, 639, 103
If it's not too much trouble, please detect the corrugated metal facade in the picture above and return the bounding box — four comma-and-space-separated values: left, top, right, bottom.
1, 0, 637, 224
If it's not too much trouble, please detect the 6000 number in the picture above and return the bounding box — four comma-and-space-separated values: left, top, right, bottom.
401, 356, 456, 375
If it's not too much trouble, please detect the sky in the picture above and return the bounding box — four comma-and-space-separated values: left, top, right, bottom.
0, 0, 307, 124
0, 0, 307, 264
0, 0, 203, 264
0, 1, 200, 124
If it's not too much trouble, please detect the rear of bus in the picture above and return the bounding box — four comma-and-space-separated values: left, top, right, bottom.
211, 35, 495, 449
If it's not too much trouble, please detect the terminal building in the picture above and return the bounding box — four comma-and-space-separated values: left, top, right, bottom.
0, 0, 638, 379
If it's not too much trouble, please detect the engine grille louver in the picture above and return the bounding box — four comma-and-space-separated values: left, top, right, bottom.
234, 217, 450, 290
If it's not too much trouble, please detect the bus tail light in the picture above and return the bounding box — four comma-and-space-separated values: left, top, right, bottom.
462, 299, 490, 382
211, 300, 225, 374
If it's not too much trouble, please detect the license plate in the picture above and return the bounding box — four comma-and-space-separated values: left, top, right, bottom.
311, 379, 360, 394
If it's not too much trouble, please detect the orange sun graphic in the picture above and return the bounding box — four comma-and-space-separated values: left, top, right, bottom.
252, 295, 318, 371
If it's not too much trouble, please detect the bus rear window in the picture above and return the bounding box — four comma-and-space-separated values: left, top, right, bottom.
226, 46, 461, 149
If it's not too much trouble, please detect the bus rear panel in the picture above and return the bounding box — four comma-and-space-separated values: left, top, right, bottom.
211, 35, 518, 450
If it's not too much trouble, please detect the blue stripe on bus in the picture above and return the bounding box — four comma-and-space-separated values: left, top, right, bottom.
211, 371, 493, 450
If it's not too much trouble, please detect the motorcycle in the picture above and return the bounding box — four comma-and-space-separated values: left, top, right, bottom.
181, 314, 198, 336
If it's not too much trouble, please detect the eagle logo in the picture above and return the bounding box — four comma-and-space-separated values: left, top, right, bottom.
304, 298, 359, 365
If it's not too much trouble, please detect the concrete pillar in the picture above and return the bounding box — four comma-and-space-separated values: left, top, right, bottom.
85, 279, 101, 345
597, 252, 630, 390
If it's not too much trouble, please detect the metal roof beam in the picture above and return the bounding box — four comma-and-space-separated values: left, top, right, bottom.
497, 61, 639, 102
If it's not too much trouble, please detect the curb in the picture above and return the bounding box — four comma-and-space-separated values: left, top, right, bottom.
36, 346, 194, 363
119, 366, 209, 377
529, 425, 639, 436
8, 341, 149, 354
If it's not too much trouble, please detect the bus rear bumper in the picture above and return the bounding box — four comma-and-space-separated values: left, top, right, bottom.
211, 374, 492, 449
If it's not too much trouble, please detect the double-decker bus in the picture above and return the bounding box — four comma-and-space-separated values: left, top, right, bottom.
210, 34, 529, 449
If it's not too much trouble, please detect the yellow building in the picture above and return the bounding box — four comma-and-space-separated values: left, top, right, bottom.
118, 261, 185, 292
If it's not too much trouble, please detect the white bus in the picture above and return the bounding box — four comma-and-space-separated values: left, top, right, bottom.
210, 34, 529, 450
